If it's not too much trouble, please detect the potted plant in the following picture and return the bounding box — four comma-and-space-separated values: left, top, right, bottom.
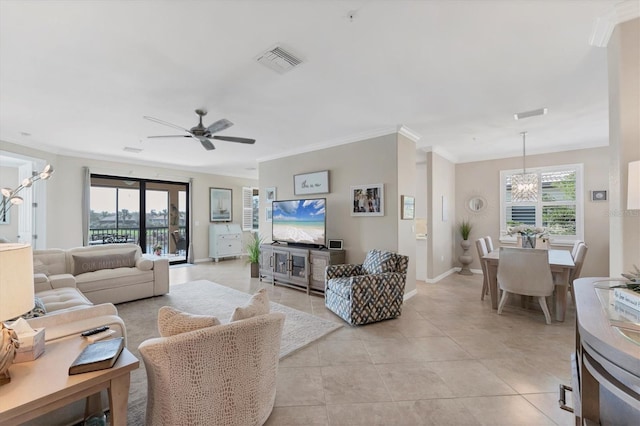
246, 233, 264, 278
458, 219, 473, 275
152, 244, 162, 256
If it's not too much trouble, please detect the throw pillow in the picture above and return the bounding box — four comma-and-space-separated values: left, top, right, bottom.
362, 249, 397, 274
230, 288, 270, 322
136, 257, 153, 271
158, 306, 221, 337
72, 250, 137, 275
20, 297, 47, 319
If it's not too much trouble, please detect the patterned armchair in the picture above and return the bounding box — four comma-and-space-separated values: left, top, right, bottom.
325, 249, 409, 325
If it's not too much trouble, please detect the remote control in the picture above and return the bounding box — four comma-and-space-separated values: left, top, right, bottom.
81, 326, 110, 337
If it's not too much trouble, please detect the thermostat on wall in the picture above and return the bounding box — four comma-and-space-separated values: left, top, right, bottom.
328, 239, 343, 250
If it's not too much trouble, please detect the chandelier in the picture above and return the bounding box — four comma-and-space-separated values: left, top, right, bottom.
511, 132, 538, 202
0, 164, 54, 220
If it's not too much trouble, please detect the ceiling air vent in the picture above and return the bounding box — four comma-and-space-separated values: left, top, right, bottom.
256, 45, 302, 74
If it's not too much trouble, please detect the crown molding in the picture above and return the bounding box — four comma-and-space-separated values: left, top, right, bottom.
397, 125, 421, 142
589, 0, 640, 47
420, 146, 459, 164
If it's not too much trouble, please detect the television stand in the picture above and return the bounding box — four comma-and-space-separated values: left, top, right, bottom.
259, 244, 345, 295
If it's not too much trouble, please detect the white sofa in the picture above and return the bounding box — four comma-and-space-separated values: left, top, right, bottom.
21, 287, 127, 426
33, 243, 169, 304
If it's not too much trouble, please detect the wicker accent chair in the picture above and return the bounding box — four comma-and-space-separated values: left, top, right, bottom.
139, 311, 285, 426
325, 249, 409, 325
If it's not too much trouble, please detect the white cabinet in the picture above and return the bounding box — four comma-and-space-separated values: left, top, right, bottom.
209, 224, 243, 261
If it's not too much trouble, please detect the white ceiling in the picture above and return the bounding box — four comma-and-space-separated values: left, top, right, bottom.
0, 0, 626, 179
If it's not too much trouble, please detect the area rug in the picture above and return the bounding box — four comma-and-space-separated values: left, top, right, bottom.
115, 280, 342, 425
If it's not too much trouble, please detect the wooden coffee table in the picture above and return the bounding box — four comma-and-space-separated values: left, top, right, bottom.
0, 337, 138, 426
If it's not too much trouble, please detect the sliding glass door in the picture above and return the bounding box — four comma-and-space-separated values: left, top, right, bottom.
89, 175, 189, 264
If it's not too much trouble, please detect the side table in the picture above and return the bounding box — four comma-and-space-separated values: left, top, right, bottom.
0, 336, 139, 426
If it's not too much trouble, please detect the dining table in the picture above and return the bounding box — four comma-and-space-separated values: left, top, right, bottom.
482, 248, 575, 322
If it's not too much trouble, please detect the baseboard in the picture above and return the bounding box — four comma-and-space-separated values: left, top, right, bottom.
425, 268, 458, 283
194, 258, 212, 263
403, 288, 418, 301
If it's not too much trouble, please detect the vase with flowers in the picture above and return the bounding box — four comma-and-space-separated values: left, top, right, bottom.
507, 224, 549, 249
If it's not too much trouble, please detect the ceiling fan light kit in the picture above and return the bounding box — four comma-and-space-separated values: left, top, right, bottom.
144, 109, 255, 151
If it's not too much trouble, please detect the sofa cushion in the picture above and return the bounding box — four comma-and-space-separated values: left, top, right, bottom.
230, 288, 270, 322
71, 250, 137, 275
37, 287, 93, 313
33, 259, 49, 275
49, 273, 76, 289
362, 250, 397, 275
326, 277, 353, 299
158, 307, 221, 337
75, 268, 154, 292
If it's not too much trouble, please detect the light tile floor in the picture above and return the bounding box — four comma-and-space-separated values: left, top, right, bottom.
170, 259, 576, 425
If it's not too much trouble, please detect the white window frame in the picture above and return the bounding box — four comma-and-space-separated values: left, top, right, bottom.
499, 163, 584, 245
242, 186, 259, 232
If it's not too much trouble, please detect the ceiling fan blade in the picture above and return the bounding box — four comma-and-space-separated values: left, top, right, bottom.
212, 136, 256, 144
143, 116, 191, 133
197, 137, 215, 151
147, 135, 192, 138
206, 118, 233, 134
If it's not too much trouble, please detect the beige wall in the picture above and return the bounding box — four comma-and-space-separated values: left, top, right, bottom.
608, 18, 640, 276
259, 132, 417, 295
0, 140, 257, 260
455, 147, 611, 278
427, 152, 456, 280
397, 133, 417, 294
0, 166, 19, 241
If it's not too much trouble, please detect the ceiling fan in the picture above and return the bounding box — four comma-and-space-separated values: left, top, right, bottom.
143, 109, 255, 151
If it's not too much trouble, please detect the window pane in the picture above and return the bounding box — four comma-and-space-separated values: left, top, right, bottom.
507, 205, 535, 225
543, 205, 576, 235
542, 171, 576, 202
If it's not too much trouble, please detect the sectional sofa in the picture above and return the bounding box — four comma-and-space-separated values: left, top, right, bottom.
33, 243, 169, 304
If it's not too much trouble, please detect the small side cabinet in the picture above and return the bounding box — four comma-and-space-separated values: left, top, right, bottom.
209, 224, 243, 261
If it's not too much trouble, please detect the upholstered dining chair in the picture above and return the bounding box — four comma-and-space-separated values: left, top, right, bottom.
571, 240, 584, 260
325, 249, 408, 325
139, 310, 285, 426
497, 247, 555, 324
475, 238, 490, 300
568, 243, 588, 304
483, 235, 494, 253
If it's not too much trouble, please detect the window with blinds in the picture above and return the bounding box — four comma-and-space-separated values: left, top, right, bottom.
501, 164, 583, 242
242, 187, 259, 231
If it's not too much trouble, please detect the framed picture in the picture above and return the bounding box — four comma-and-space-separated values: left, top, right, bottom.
294, 170, 329, 195
401, 195, 415, 220
591, 190, 607, 202
210, 187, 232, 222
265, 187, 276, 203
351, 184, 384, 216
265, 207, 272, 222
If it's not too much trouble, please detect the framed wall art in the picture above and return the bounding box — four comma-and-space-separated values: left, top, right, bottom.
265, 207, 272, 222
265, 187, 277, 203
294, 170, 329, 195
401, 195, 415, 220
210, 187, 232, 222
351, 184, 384, 216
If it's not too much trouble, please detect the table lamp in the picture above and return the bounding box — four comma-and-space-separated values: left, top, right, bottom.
0, 243, 34, 386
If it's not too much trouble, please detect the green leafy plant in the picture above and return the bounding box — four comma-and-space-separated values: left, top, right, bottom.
458, 219, 472, 240
152, 244, 162, 253
245, 233, 264, 264
622, 264, 640, 291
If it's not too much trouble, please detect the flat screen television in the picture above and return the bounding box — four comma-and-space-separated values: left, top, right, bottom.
272, 198, 326, 248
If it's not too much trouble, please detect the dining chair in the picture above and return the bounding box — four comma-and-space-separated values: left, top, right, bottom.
483, 235, 494, 252
497, 247, 555, 324
570, 240, 584, 260
568, 243, 588, 304
475, 238, 489, 300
